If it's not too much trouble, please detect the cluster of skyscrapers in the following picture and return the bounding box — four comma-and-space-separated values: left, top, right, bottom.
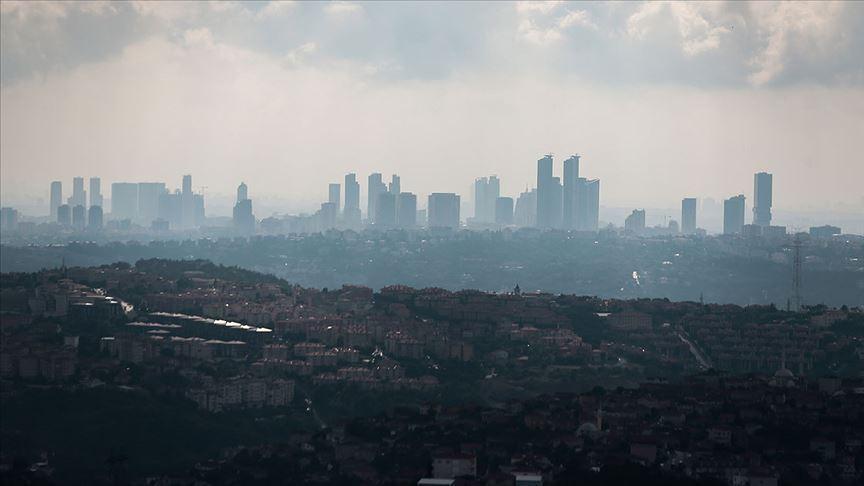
719, 172, 782, 237
47, 175, 206, 232
531, 154, 601, 231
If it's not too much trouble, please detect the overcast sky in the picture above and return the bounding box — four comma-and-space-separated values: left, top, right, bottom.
2, 1, 863, 215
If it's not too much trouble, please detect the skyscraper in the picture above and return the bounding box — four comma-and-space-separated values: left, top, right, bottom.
137, 182, 167, 226
389, 174, 401, 195
396, 192, 417, 228
111, 183, 139, 221
681, 198, 697, 234
427, 193, 460, 229
344, 173, 361, 226
88, 205, 103, 231
473, 176, 500, 223
50, 181, 62, 219
318, 202, 337, 230
536, 154, 554, 228
181, 174, 195, 229
495, 196, 514, 225
562, 154, 580, 229
584, 179, 600, 231
624, 209, 646, 234
237, 182, 248, 204
753, 172, 772, 227
328, 183, 341, 213
89, 177, 102, 208
375, 192, 397, 227
514, 188, 537, 227
723, 195, 746, 235
68, 176, 86, 208
367, 173, 386, 223
71, 204, 86, 231
57, 204, 71, 226
233, 199, 255, 235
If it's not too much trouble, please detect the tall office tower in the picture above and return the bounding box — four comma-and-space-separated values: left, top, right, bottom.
375, 192, 397, 227
495, 197, 514, 225
0, 207, 19, 232
233, 198, 255, 235
68, 176, 86, 208
427, 193, 460, 229
318, 202, 337, 230
536, 154, 554, 228
328, 183, 341, 213
584, 179, 600, 231
753, 172, 773, 227
111, 183, 139, 221
137, 182, 167, 226
723, 195, 746, 235
237, 182, 248, 204
549, 176, 563, 228
624, 209, 646, 234
562, 154, 580, 229
396, 192, 417, 228
71, 204, 86, 231
473, 176, 500, 223
158, 191, 182, 229
181, 174, 195, 229
192, 194, 205, 227
681, 198, 697, 234
389, 174, 401, 195
57, 204, 71, 226
514, 188, 537, 227
88, 205, 103, 231
344, 173, 361, 225
367, 173, 386, 223
50, 181, 62, 219
89, 177, 103, 208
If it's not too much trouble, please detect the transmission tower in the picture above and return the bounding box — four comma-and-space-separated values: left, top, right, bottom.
792, 234, 802, 311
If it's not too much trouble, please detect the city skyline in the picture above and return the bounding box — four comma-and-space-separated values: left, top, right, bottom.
2, 2, 863, 213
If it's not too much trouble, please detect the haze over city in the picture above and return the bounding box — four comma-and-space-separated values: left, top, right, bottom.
2, 1, 863, 217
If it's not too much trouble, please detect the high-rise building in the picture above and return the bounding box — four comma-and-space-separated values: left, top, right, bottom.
549, 176, 562, 228
367, 173, 386, 223
233, 198, 255, 235
181, 174, 195, 229
514, 188, 537, 227
375, 192, 397, 227
344, 173, 361, 226
681, 198, 697, 234
495, 197, 514, 225
753, 172, 772, 227
583, 179, 600, 231
809, 225, 841, 238
57, 204, 71, 226
237, 182, 248, 204
71, 204, 86, 231
68, 177, 86, 209
50, 181, 62, 219
89, 177, 102, 208
137, 182, 167, 226
0, 207, 19, 232
111, 183, 139, 221
328, 183, 341, 213
624, 209, 646, 234
473, 176, 500, 223
318, 202, 337, 230
396, 192, 417, 228
88, 205, 103, 231
158, 191, 182, 229
723, 195, 746, 235
427, 193, 460, 229
562, 154, 580, 229
389, 174, 401, 195
536, 154, 554, 228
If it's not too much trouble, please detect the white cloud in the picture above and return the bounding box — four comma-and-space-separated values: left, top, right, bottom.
285, 41, 317, 65
516, 1, 563, 15
324, 1, 363, 16
557, 10, 598, 31
255, 1, 297, 20
626, 1, 732, 56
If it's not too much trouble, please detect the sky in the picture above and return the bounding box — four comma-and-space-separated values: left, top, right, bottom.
1, 0, 863, 217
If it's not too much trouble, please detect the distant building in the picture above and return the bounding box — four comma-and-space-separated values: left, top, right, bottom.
367, 173, 386, 223
681, 198, 697, 234
68, 176, 86, 209
495, 196, 514, 225
562, 154, 580, 229
536, 154, 554, 228
88, 205, 103, 231
375, 192, 397, 227
396, 192, 417, 228
624, 209, 646, 234
318, 202, 337, 230
328, 183, 341, 213
753, 172, 772, 227
389, 174, 401, 195
514, 188, 537, 227
0, 207, 19, 232
344, 173, 361, 226
71, 204, 86, 231
474, 176, 500, 223
233, 182, 255, 235
237, 182, 248, 204
111, 183, 139, 221
137, 182, 167, 226
428, 193, 460, 229
723, 195, 746, 235
49, 181, 62, 219
810, 225, 841, 238
57, 204, 71, 226
89, 177, 102, 208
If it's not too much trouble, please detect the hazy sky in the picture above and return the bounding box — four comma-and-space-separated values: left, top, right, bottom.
2, 1, 863, 215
